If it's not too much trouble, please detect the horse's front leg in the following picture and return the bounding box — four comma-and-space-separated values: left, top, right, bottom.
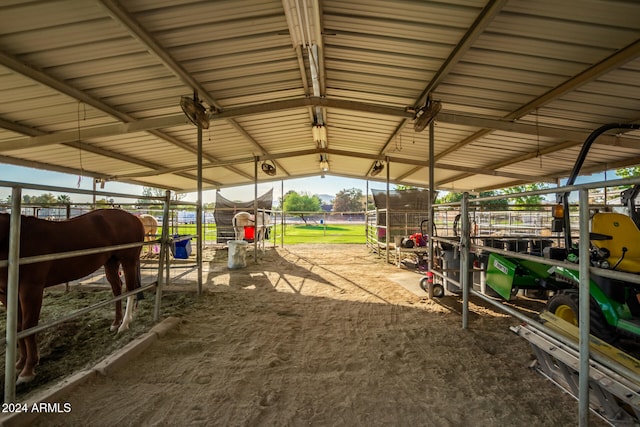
0, 292, 26, 371
16, 290, 44, 384
104, 260, 123, 331
16, 307, 26, 372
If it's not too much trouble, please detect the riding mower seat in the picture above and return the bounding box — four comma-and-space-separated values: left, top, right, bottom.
591, 212, 640, 273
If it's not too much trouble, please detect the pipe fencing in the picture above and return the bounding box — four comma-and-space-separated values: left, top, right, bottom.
437, 175, 640, 425
0, 183, 201, 403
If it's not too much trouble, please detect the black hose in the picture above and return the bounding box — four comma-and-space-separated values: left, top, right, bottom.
560, 123, 640, 251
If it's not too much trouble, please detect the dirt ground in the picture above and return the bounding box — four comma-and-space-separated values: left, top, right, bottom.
14, 244, 608, 426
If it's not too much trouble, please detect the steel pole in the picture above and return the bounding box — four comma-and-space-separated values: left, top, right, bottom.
154, 190, 171, 322
461, 192, 470, 329
428, 122, 435, 277
578, 189, 591, 427
254, 157, 258, 263
4, 186, 21, 403
196, 123, 203, 294
385, 157, 390, 264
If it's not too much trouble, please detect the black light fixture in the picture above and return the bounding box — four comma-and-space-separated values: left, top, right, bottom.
370, 160, 385, 177
261, 160, 276, 176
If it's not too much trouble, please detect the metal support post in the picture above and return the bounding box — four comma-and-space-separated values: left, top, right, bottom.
4, 186, 22, 403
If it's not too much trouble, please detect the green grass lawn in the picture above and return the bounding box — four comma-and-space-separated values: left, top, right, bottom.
157, 223, 367, 244
272, 223, 366, 244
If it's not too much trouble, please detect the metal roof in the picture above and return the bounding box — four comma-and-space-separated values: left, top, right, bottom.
1, 0, 639, 194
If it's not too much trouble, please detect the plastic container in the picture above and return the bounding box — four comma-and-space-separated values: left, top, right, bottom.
244, 226, 255, 240
171, 235, 192, 259
228, 240, 248, 269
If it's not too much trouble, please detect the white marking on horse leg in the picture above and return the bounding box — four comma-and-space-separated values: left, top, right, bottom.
16, 374, 36, 385
117, 295, 135, 333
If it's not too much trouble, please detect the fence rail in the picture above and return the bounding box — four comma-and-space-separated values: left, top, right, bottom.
0, 183, 204, 403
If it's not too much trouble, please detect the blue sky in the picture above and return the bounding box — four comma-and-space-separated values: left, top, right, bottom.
0, 164, 381, 205
0, 163, 626, 206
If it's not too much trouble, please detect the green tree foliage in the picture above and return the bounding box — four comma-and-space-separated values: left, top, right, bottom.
436, 190, 508, 209
616, 167, 640, 178
137, 186, 185, 207
283, 190, 321, 224
394, 185, 417, 191
137, 187, 163, 207
333, 187, 363, 212
24, 193, 58, 204
436, 184, 549, 210
437, 192, 463, 204
501, 183, 548, 209
95, 198, 115, 207
57, 194, 72, 204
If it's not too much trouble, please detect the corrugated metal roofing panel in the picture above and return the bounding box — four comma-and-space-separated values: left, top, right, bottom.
0, 0, 639, 195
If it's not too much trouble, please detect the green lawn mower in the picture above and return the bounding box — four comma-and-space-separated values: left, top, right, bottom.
486, 123, 640, 344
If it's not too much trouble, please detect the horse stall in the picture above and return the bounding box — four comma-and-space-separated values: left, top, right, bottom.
213, 190, 275, 265
0, 182, 633, 426
0, 182, 205, 403
366, 188, 434, 267
213, 189, 274, 245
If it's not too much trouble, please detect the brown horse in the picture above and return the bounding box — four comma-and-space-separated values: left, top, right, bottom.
0, 209, 145, 384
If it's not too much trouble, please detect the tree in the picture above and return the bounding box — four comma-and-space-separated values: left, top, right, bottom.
28, 193, 57, 204
283, 190, 321, 224
57, 194, 72, 204
333, 187, 363, 212
95, 198, 115, 207
501, 183, 548, 208
137, 186, 185, 207
394, 185, 417, 191
437, 192, 463, 204
436, 190, 508, 209
616, 167, 640, 178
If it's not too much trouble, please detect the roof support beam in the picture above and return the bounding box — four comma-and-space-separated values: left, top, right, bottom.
4, 96, 638, 154
113, 146, 554, 184
414, 0, 508, 108
375, 0, 507, 173
422, 38, 640, 187
0, 49, 242, 182
0, 155, 183, 191
98, 0, 280, 177
0, 97, 413, 152
98, 0, 221, 112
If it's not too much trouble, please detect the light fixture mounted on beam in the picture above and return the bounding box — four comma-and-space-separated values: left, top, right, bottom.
319, 153, 329, 173
370, 160, 385, 177
413, 95, 441, 133
312, 123, 327, 149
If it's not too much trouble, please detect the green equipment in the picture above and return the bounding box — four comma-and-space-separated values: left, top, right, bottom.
486, 123, 640, 344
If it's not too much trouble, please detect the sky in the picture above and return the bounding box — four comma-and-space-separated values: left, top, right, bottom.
0, 163, 627, 207
0, 164, 382, 205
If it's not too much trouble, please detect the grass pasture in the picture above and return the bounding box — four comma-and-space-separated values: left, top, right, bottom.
154, 222, 367, 245
274, 223, 366, 244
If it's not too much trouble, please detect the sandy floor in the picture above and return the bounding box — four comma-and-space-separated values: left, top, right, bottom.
32, 244, 606, 426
